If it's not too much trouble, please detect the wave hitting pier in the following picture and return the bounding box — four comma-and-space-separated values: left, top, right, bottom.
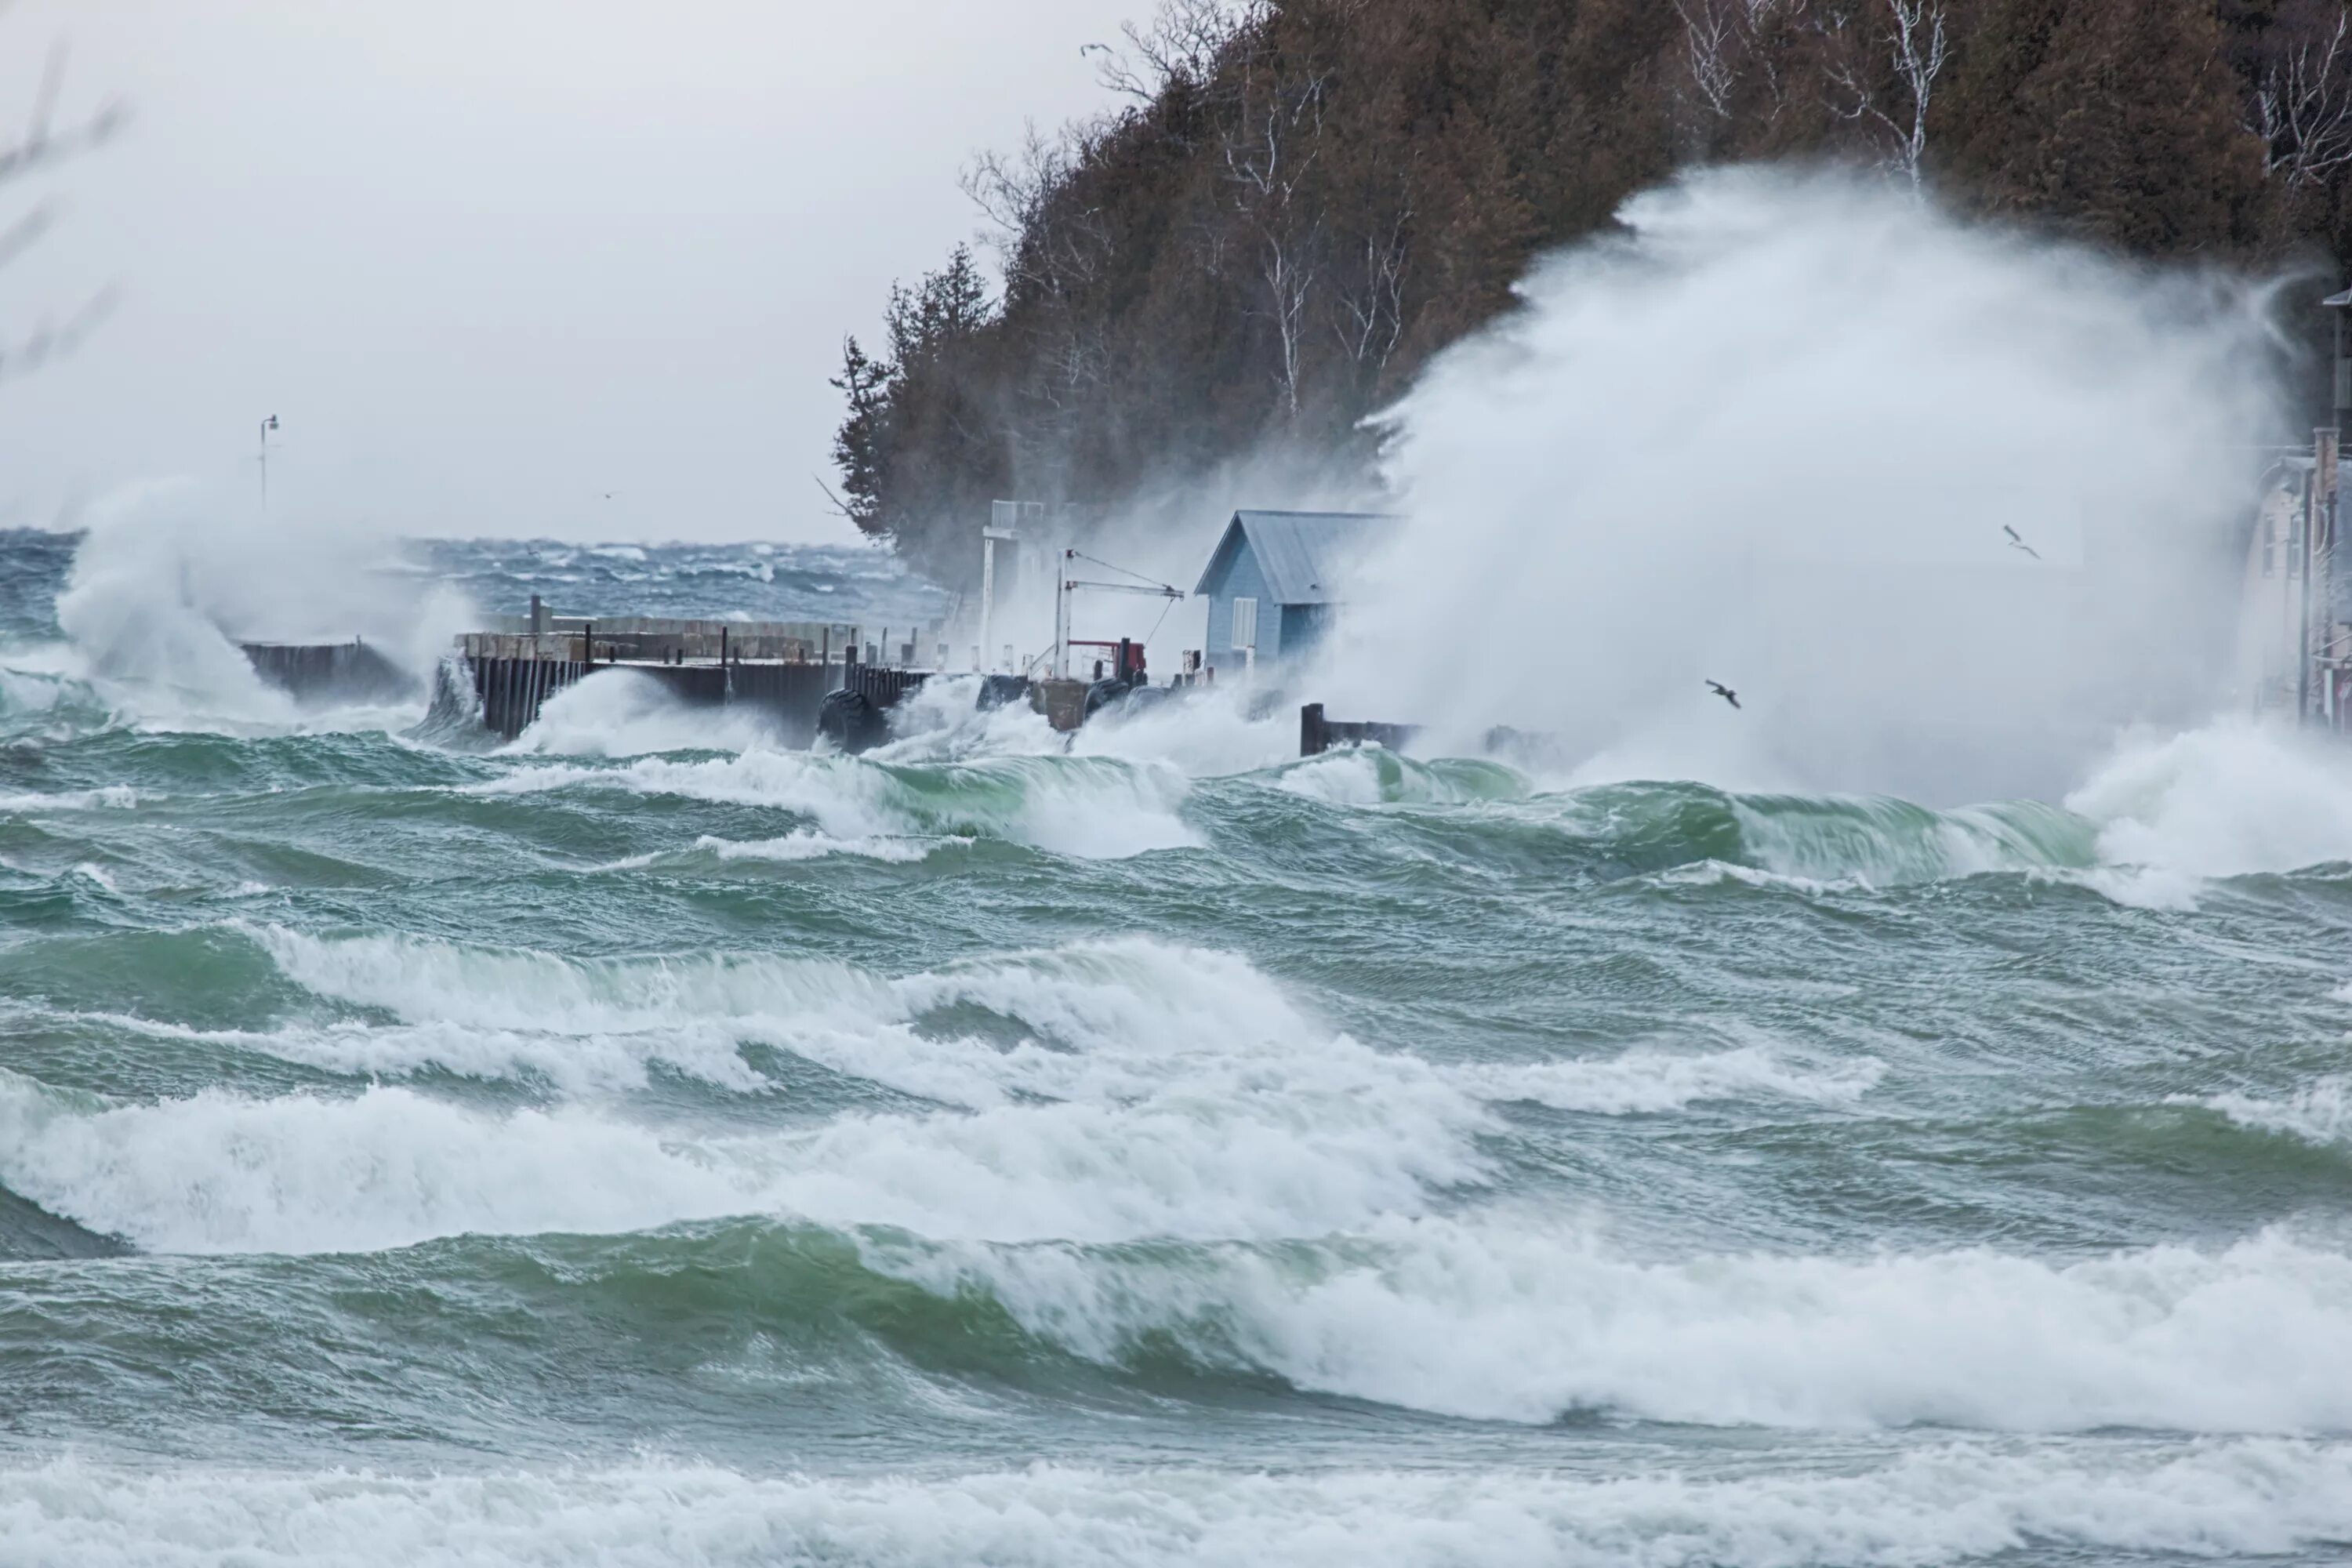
240, 639, 420, 705
455, 615, 930, 743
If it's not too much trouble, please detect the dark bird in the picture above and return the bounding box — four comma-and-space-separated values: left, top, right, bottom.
602, 492, 617, 500
2003, 524, 2040, 560
1706, 681, 1740, 710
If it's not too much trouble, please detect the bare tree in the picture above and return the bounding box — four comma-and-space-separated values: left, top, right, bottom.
961, 122, 1116, 299
1331, 192, 1409, 382
2245, 1, 2352, 190
1673, 0, 1814, 136
1820, 0, 1947, 190
1218, 34, 1332, 419
1675, 0, 1746, 120
1084, 0, 1264, 102
960, 120, 1121, 443
0, 33, 126, 381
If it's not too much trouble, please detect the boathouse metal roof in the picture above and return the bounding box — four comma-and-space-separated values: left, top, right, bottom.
1193, 510, 1395, 604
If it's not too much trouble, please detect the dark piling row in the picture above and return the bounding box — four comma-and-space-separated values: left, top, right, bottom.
241, 641, 419, 705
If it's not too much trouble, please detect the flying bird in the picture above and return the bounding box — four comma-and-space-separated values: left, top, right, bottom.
2003, 524, 2040, 560
1706, 681, 1740, 710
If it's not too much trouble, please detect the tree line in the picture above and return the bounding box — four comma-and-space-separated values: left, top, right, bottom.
835, 0, 2352, 584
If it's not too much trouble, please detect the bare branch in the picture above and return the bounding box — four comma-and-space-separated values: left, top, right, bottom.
1816, 0, 1945, 189
1085, 0, 1261, 101
2245, 3, 2352, 189
0, 281, 115, 383
1675, 0, 1742, 118
0, 21, 127, 383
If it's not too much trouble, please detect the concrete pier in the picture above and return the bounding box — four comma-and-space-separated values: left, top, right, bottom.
456, 629, 930, 742
241, 640, 419, 705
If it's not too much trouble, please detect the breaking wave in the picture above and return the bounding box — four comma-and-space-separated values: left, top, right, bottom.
470, 748, 1200, 860
9, 1441, 2352, 1568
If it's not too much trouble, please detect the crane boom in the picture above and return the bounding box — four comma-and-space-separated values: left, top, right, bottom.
1053, 549, 1185, 678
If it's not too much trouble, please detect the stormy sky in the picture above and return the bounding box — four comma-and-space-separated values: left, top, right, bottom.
0, 0, 1127, 543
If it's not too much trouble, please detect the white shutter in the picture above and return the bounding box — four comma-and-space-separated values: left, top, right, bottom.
1229, 597, 1258, 651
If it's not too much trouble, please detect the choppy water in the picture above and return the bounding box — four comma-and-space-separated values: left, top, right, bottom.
5, 530, 2352, 1565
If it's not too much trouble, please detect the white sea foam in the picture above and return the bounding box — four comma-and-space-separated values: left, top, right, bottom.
933, 1218, 2352, 1434
7, 1442, 2352, 1567
503, 668, 789, 757
0, 1071, 1473, 1255
1072, 684, 1296, 779
877, 678, 1296, 782
37, 920, 2332, 1441
249, 928, 1309, 1103
1270, 748, 1507, 808
673, 829, 942, 866
0, 1075, 768, 1254
471, 747, 1200, 859
10, 939, 1493, 1250
242, 924, 1866, 1116
1637, 858, 1861, 897
1450, 1044, 1882, 1114
2067, 720, 2352, 881
24, 941, 1864, 1253
868, 674, 1069, 763
2191, 1076, 2352, 1148
0, 785, 143, 814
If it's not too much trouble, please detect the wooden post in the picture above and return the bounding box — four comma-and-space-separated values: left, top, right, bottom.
1301, 702, 1326, 758
720, 625, 728, 667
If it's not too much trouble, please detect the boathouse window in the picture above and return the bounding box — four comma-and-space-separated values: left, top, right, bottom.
1229, 597, 1258, 651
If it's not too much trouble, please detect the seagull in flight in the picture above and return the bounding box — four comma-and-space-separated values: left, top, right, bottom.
1705, 680, 1740, 710
2003, 524, 2040, 560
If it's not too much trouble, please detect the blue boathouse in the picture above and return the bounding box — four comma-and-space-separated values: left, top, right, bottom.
1192, 510, 1392, 676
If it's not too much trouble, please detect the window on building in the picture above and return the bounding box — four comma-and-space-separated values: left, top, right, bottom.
1229, 597, 1258, 651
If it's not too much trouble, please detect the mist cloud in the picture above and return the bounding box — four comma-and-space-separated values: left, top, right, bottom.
1323, 169, 2287, 804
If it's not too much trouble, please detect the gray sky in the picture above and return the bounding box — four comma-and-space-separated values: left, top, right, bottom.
0, 0, 1130, 543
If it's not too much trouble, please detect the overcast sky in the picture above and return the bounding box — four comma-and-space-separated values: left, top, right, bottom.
0, 0, 1131, 543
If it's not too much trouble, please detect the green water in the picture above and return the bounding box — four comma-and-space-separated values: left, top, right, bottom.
3, 532, 2351, 1565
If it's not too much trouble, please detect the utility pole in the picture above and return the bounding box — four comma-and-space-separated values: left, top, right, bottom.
981, 520, 1017, 672
1054, 550, 1069, 680
258, 415, 280, 512
2310, 428, 2339, 728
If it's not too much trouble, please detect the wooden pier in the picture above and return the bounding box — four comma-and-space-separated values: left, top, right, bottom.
241, 608, 1185, 753
457, 626, 929, 744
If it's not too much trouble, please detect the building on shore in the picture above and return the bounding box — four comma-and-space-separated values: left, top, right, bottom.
1192, 510, 1394, 678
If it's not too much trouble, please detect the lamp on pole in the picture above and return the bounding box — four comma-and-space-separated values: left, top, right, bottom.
258, 415, 279, 511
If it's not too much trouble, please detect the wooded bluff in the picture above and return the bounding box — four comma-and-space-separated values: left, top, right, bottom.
834, 0, 2352, 586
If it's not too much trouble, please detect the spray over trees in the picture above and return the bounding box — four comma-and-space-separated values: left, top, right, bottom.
837, 0, 2352, 587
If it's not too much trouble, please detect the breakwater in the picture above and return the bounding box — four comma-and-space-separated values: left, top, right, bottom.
240, 639, 418, 705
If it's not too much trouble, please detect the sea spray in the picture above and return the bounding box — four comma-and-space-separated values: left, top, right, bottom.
1324, 169, 2285, 803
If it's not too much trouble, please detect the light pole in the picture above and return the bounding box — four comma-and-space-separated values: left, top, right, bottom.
258, 415, 279, 511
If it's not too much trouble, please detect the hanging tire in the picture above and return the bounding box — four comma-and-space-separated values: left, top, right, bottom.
817, 688, 889, 754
